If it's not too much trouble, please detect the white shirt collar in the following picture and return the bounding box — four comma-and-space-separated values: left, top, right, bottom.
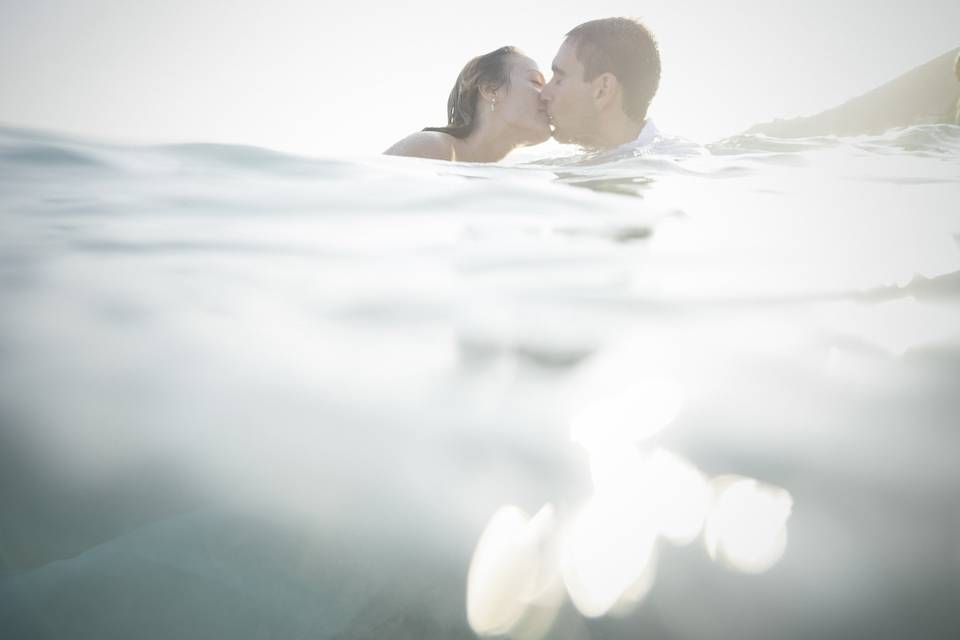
582, 120, 660, 163
615, 120, 659, 152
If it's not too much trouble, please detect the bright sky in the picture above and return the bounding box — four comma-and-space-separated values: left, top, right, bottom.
1, 0, 958, 156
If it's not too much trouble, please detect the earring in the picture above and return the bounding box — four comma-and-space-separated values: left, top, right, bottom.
490, 97, 496, 112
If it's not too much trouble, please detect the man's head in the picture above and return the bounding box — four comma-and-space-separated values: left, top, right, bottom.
541, 18, 661, 146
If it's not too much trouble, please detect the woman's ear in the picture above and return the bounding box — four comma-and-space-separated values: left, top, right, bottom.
478, 83, 499, 103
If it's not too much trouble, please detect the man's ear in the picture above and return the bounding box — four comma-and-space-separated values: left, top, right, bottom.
592, 72, 618, 109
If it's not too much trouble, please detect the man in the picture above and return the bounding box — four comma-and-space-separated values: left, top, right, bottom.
540, 17, 661, 151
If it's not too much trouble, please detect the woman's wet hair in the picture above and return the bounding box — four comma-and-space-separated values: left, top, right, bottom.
423, 46, 519, 139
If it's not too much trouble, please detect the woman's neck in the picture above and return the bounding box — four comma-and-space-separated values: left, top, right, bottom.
453, 119, 518, 163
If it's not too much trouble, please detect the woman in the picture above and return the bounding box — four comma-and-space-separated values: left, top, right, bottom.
385, 46, 551, 162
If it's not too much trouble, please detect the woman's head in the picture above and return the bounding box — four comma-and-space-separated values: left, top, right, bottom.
425, 46, 550, 145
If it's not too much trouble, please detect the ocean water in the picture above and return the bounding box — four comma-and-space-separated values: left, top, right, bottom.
1, 124, 959, 639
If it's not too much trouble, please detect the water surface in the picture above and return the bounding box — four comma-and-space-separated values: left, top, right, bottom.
1, 124, 959, 639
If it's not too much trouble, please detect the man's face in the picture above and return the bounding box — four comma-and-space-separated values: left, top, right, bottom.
540, 38, 599, 144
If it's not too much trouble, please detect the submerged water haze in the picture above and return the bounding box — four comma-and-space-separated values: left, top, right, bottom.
1, 124, 959, 639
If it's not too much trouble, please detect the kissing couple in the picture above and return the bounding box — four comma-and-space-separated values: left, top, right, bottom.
385, 17, 661, 163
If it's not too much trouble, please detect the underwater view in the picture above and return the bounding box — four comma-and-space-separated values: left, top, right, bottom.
1, 122, 959, 638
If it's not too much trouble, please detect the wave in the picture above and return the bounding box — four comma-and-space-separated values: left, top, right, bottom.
3, 122, 958, 181
711, 123, 960, 156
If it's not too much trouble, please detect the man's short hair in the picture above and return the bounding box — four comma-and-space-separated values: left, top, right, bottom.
566, 17, 661, 122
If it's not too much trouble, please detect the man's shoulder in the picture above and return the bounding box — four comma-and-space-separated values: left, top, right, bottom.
384, 131, 457, 160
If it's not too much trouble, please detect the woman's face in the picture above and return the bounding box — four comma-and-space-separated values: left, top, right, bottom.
494, 55, 551, 145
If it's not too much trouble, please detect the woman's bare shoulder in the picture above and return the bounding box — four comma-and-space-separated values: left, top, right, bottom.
383, 131, 457, 160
